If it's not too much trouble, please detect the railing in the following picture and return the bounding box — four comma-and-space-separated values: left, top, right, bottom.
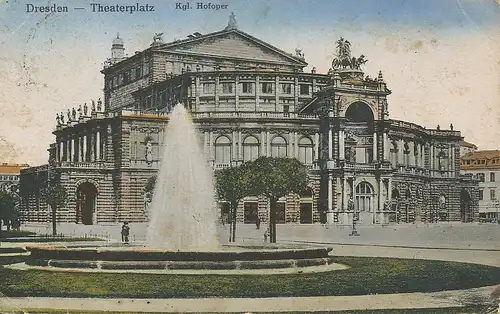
59, 161, 104, 168
338, 83, 379, 91
191, 112, 318, 120
213, 163, 231, 169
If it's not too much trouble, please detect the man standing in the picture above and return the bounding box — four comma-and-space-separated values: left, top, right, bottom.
121, 222, 130, 244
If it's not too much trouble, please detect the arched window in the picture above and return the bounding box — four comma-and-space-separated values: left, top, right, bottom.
271, 136, 287, 158
215, 136, 231, 164
298, 137, 313, 164
356, 182, 374, 212
243, 135, 260, 162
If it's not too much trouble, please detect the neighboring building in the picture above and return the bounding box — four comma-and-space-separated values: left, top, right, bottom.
461, 150, 500, 222
0, 163, 29, 192
460, 140, 477, 157
20, 14, 478, 225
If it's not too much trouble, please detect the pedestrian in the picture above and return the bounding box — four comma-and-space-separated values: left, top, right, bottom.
264, 230, 269, 242
256, 216, 261, 230
121, 222, 130, 243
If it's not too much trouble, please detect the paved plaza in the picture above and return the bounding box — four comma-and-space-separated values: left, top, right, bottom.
0, 222, 499, 312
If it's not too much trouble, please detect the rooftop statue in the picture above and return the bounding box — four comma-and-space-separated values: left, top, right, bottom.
77, 104, 82, 118
56, 113, 60, 126
60, 112, 65, 124
225, 12, 238, 30
67, 109, 71, 121
91, 100, 96, 112
83, 103, 88, 116
295, 48, 305, 60
153, 32, 163, 43
331, 37, 368, 71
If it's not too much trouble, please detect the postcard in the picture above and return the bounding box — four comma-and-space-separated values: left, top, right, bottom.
0, 0, 499, 313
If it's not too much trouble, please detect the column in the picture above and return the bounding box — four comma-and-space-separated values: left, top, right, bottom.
388, 178, 392, 201
68, 138, 72, 162
339, 130, 345, 160
409, 142, 415, 166
328, 128, 333, 160
261, 130, 265, 156
56, 141, 61, 162
83, 134, 87, 162
314, 132, 319, 161
95, 131, 101, 161
383, 132, 389, 161
238, 130, 242, 161
294, 132, 299, 158
288, 132, 293, 157
232, 130, 236, 162
398, 140, 404, 165
327, 174, 334, 224
451, 145, 455, 177
209, 130, 214, 161
203, 131, 209, 156
372, 132, 378, 162
72, 138, 76, 162
430, 144, 434, 172
266, 130, 271, 157
342, 177, 347, 210
377, 177, 383, 223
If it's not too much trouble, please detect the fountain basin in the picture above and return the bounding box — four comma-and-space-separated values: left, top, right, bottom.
25, 246, 334, 270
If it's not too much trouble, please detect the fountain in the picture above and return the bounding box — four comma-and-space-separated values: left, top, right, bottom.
146, 104, 219, 251
24, 104, 334, 273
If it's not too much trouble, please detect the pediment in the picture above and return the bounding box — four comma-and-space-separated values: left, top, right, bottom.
163, 31, 305, 66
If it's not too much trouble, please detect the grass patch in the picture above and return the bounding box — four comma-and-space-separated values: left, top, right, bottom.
0, 230, 36, 238
0, 256, 499, 298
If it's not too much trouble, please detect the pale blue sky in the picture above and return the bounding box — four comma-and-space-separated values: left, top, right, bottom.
0, 0, 499, 164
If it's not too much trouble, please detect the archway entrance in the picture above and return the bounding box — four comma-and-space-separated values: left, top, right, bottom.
460, 189, 473, 223
76, 182, 98, 225
345, 102, 374, 122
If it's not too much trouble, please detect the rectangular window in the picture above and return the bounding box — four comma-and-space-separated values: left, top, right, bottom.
203, 83, 215, 94
143, 62, 150, 76
136, 66, 142, 79
222, 83, 233, 94
479, 190, 484, 201
300, 84, 310, 95
146, 96, 152, 109
261, 82, 273, 94
490, 172, 495, 182
283, 105, 289, 113
477, 173, 485, 182
490, 189, 496, 200
281, 83, 292, 94
242, 82, 253, 94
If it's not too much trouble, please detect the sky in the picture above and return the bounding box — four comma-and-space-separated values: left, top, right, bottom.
0, 0, 499, 166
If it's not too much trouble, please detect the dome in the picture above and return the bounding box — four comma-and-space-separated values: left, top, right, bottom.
112, 33, 124, 46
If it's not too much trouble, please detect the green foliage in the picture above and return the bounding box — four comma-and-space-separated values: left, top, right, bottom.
0, 190, 18, 230
41, 184, 68, 209
1, 257, 500, 299
215, 163, 253, 204
248, 157, 309, 200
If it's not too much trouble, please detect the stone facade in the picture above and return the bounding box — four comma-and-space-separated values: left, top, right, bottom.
19, 16, 478, 225
461, 150, 500, 222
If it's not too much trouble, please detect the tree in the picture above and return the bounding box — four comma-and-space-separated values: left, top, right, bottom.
215, 163, 252, 242
248, 157, 309, 243
0, 190, 17, 237
41, 184, 68, 236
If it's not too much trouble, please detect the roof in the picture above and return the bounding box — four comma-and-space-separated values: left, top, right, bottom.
0, 163, 30, 174
460, 150, 500, 170
461, 150, 500, 160
102, 28, 308, 74
460, 140, 477, 149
